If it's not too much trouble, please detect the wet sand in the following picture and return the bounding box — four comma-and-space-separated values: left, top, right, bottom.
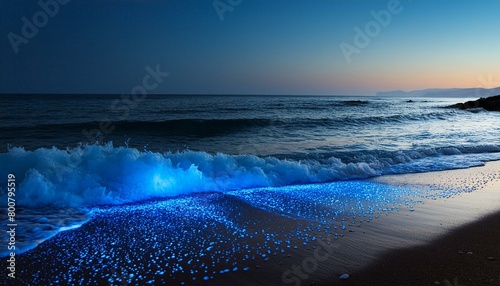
343, 210, 500, 286
2, 161, 499, 285
335, 161, 500, 286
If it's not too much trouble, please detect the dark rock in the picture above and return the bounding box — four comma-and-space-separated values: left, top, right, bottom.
449, 95, 500, 111
345, 100, 369, 105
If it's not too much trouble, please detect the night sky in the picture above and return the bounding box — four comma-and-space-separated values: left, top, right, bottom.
1, 0, 499, 95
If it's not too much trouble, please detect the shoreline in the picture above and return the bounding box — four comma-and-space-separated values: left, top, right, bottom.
343, 210, 500, 286
339, 161, 500, 286
2, 161, 499, 285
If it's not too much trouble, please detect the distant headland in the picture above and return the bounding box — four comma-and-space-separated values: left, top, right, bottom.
376, 87, 500, 98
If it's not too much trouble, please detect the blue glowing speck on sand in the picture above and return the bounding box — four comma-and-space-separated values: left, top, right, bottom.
2, 159, 498, 284
3, 94, 500, 285
1, 143, 499, 216
0, 180, 421, 283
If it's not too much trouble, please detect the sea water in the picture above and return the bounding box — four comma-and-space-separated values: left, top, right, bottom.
1, 95, 499, 204
0, 94, 499, 268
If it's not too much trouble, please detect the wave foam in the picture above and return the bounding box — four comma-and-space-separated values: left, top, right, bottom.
1, 143, 499, 208
0, 144, 379, 207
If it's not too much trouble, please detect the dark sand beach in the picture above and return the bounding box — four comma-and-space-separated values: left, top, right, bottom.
3, 0, 500, 285
339, 161, 500, 286
2, 162, 499, 286
343, 210, 500, 286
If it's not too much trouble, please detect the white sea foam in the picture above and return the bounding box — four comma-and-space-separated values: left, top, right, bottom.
0, 143, 499, 208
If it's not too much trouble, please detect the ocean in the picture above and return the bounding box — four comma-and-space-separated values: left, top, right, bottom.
1, 94, 500, 284
2, 95, 500, 177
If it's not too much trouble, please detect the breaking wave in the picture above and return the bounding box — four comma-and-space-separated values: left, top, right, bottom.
1, 143, 499, 208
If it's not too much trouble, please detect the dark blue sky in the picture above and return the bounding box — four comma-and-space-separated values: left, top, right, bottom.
1, 0, 499, 95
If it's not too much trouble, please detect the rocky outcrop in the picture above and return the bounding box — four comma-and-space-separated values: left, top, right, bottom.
449, 95, 500, 111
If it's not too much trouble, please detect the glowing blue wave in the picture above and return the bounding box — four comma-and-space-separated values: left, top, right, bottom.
0, 143, 499, 208
0, 143, 379, 207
